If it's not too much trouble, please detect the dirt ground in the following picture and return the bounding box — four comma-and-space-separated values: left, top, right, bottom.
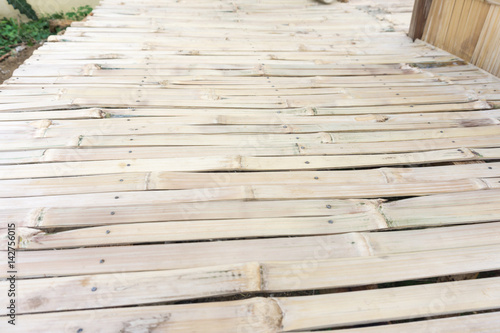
0, 43, 41, 84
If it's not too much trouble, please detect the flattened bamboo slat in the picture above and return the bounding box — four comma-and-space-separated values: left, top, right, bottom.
8, 117, 496, 139
1, 178, 497, 210
1, 198, 374, 228
0, 108, 105, 121
1, 148, 499, 180
0, 298, 283, 333
278, 277, 500, 331
5, 125, 500, 152
2, 278, 499, 332
382, 188, 500, 226
3, 213, 388, 249
2, 245, 500, 314
1, 162, 499, 197
5, 222, 500, 278
7, 189, 500, 250
322, 312, 500, 333
3, 132, 500, 165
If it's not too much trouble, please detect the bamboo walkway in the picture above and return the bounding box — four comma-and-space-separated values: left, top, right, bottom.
1, 0, 500, 331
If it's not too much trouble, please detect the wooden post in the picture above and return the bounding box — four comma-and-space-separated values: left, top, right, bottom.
409, 0, 433, 40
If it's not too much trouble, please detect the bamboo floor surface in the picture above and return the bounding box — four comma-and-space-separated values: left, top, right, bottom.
1, 0, 500, 331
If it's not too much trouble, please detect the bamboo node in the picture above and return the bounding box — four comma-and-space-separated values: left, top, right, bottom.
16, 228, 44, 249
320, 132, 334, 143
375, 204, 392, 229
244, 262, 265, 292
89, 108, 106, 119
244, 185, 257, 201
249, 298, 284, 332
305, 106, 317, 115
460, 147, 480, 159
144, 172, 152, 190
351, 232, 375, 256
473, 178, 491, 190
121, 314, 171, 333
31, 207, 47, 227
215, 115, 228, 125
82, 64, 102, 76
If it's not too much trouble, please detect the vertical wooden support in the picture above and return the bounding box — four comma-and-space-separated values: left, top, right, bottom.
409, 0, 433, 40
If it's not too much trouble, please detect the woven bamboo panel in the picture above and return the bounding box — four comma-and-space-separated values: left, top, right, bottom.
422, 0, 500, 76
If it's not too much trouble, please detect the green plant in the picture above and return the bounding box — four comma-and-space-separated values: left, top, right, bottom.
6, 0, 38, 21
0, 6, 93, 58
0, 18, 50, 53
65, 5, 93, 21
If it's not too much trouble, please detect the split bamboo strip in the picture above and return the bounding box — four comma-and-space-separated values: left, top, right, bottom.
8, 116, 499, 139
277, 277, 500, 331
0, 198, 375, 228
1, 277, 499, 332
0, 297, 282, 333
0, 178, 498, 209
1, 162, 499, 197
1, 245, 499, 314
2, 108, 500, 126
3, 125, 499, 152
3, 132, 500, 165
2, 188, 498, 229
1, 148, 498, 180
320, 312, 500, 333
4, 212, 386, 249
6, 189, 500, 250
382, 188, 500, 226
0, 108, 105, 121
5, 222, 500, 278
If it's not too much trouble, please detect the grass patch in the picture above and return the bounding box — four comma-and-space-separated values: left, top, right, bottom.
1, 5, 92, 58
